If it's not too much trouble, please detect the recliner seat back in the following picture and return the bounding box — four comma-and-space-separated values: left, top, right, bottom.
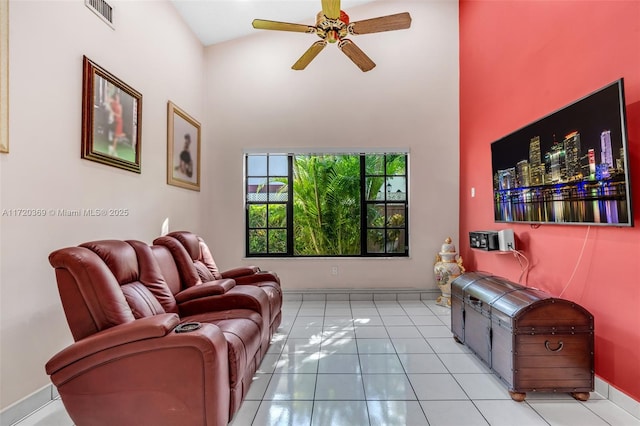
48, 240, 180, 341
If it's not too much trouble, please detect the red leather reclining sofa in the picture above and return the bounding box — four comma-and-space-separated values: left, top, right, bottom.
44, 233, 282, 426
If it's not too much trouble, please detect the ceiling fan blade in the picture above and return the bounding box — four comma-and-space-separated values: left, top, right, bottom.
292, 41, 327, 70
338, 39, 375, 72
252, 19, 315, 33
321, 0, 341, 19
349, 12, 412, 35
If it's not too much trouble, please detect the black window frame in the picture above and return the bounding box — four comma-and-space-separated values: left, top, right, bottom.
245, 152, 408, 258
362, 153, 409, 256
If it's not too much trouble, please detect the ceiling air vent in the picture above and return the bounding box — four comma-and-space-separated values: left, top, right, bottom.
85, 0, 114, 29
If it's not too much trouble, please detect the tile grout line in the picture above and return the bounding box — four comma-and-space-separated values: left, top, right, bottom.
395, 301, 433, 423
239, 299, 636, 425
354, 302, 372, 425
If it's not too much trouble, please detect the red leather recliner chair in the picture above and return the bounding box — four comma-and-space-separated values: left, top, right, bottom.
45, 240, 268, 426
157, 231, 283, 335
141, 238, 272, 408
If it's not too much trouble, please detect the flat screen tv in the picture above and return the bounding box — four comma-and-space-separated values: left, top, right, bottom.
491, 78, 633, 226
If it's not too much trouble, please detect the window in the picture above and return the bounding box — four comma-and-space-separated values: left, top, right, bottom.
246, 154, 290, 255
245, 152, 408, 257
364, 154, 408, 254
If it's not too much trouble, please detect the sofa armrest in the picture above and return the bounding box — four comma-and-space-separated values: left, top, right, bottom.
45, 314, 180, 375
232, 271, 280, 286
220, 266, 260, 278
46, 315, 231, 426
178, 285, 269, 318
174, 279, 236, 304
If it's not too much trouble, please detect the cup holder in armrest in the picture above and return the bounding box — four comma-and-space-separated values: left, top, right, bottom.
174, 322, 202, 333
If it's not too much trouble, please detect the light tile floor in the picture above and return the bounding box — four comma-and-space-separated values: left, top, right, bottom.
12, 299, 640, 426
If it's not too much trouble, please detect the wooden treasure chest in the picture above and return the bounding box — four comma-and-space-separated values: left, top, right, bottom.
451, 271, 594, 401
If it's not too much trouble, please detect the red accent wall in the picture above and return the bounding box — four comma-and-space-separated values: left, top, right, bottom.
460, 0, 640, 401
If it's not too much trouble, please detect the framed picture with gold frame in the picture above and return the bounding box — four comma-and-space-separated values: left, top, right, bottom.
81, 56, 142, 173
1, 0, 9, 154
167, 101, 201, 191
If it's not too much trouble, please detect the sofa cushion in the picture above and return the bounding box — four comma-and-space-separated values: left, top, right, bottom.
194, 261, 216, 282
121, 282, 165, 318
184, 309, 263, 388
81, 241, 139, 285
49, 247, 136, 340
197, 237, 223, 279
127, 240, 180, 314
148, 245, 183, 297
167, 231, 201, 261
152, 236, 202, 287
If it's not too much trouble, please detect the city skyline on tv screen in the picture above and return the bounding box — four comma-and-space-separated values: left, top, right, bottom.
491, 79, 633, 226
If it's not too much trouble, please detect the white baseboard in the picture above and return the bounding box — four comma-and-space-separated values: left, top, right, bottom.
595, 376, 640, 420
0, 384, 58, 426
283, 288, 440, 301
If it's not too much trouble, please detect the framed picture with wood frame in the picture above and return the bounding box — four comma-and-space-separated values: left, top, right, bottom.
81, 56, 142, 173
0, 0, 9, 154
167, 101, 200, 191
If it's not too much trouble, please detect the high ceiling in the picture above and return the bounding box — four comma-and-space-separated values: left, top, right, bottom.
169, 0, 378, 46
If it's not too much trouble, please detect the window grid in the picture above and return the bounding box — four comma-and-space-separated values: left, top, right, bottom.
246, 154, 291, 256
362, 154, 408, 256
245, 153, 408, 257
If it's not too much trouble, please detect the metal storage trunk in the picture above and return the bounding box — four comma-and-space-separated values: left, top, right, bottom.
451, 271, 493, 345
451, 272, 594, 401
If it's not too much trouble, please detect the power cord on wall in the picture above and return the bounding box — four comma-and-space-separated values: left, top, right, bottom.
559, 225, 591, 298
506, 225, 591, 293
510, 249, 530, 284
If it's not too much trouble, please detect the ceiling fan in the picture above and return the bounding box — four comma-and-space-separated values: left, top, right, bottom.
252, 0, 411, 72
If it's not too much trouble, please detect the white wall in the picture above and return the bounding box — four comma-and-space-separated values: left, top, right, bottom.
0, 0, 460, 411
203, 0, 460, 290
0, 0, 205, 409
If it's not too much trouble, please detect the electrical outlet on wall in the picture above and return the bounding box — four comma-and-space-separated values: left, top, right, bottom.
331, 266, 338, 275
498, 229, 515, 251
